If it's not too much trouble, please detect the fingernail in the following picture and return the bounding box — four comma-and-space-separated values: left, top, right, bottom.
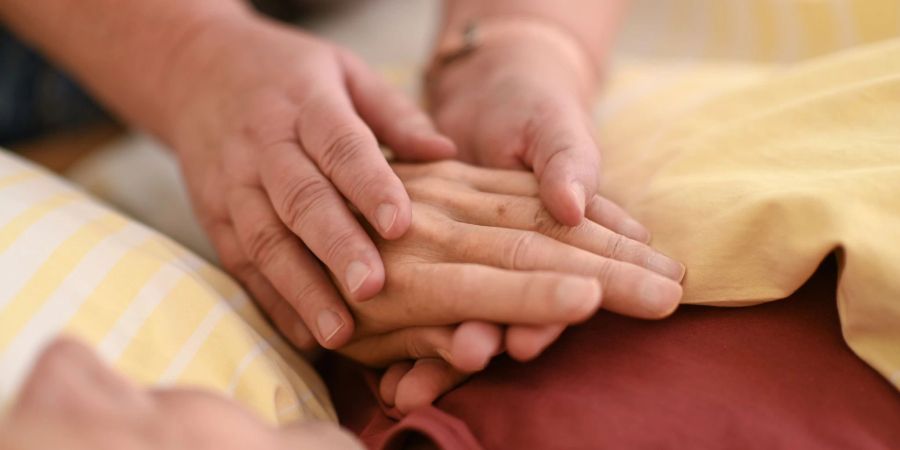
555, 277, 600, 314
436, 348, 454, 365
316, 309, 344, 343
622, 219, 652, 243
646, 253, 686, 282
570, 182, 586, 215
640, 278, 681, 316
345, 260, 372, 294
375, 203, 398, 234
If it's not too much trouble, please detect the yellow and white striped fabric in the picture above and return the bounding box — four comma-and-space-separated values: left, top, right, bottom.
0, 150, 334, 424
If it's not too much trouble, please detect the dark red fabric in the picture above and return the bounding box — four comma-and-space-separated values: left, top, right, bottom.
321, 260, 900, 449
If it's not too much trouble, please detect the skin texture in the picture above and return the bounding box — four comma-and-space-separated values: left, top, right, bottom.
0, 0, 652, 386
0, 1, 454, 352
433, 0, 630, 227
334, 162, 684, 413
1, 338, 363, 450
0, 0, 683, 418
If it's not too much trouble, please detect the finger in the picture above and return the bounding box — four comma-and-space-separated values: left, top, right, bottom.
446, 227, 682, 319
296, 88, 413, 240
259, 141, 385, 301
371, 263, 601, 329
449, 321, 503, 372
240, 264, 317, 351
441, 191, 684, 281
339, 326, 455, 367
340, 51, 457, 161
228, 185, 354, 348
505, 325, 565, 362
395, 359, 469, 414
379, 361, 413, 407
527, 105, 600, 226
587, 195, 651, 244
393, 161, 539, 197
206, 222, 317, 350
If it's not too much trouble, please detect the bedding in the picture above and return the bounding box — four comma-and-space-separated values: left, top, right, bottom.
0, 150, 333, 424
324, 260, 900, 449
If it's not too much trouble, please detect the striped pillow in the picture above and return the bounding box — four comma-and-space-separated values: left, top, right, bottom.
0, 149, 333, 424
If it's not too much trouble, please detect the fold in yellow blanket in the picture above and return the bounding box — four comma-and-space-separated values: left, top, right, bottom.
598, 38, 900, 391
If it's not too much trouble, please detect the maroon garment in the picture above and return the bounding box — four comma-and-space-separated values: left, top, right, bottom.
320, 260, 900, 449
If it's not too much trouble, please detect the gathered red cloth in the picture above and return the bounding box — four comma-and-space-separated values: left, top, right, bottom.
320, 260, 900, 449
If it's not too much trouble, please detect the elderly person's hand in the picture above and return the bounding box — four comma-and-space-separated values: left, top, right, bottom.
426, 9, 638, 236
331, 161, 684, 412
4, 337, 363, 450
165, 16, 456, 351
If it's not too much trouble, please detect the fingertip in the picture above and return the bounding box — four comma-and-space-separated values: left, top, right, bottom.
313, 308, 355, 350
556, 276, 603, 322
639, 276, 684, 319
373, 198, 412, 240
395, 375, 440, 414
506, 325, 565, 362
540, 179, 587, 227
621, 218, 652, 244
344, 256, 386, 302
391, 135, 458, 162
380, 362, 413, 407
449, 322, 502, 372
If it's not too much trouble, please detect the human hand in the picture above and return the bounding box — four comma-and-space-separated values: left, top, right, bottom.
4, 337, 362, 450
163, 16, 455, 350
335, 161, 684, 412
426, 26, 642, 236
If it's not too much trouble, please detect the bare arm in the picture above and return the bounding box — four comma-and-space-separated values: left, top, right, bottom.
0, 0, 247, 141
438, 0, 629, 75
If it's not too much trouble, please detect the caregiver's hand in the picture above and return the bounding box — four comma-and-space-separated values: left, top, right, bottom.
166, 16, 455, 350
427, 28, 647, 237
336, 161, 685, 412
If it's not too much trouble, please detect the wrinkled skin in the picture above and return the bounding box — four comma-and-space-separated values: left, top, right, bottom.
1, 338, 362, 450
168, 16, 456, 352
334, 162, 685, 412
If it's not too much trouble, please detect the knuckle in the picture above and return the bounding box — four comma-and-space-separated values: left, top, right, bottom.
347, 170, 396, 207
319, 126, 372, 177
404, 332, 429, 359
321, 227, 360, 267
594, 258, 619, 287
245, 222, 288, 268
278, 175, 332, 230
532, 203, 571, 240
289, 278, 322, 311
603, 233, 627, 259
505, 232, 537, 270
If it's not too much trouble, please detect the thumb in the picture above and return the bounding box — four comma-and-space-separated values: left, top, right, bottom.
530, 107, 600, 226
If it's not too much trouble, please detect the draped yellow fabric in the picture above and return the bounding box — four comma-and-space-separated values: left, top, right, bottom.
598, 37, 900, 390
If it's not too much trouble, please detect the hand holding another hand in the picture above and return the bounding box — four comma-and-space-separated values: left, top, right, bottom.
336, 161, 685, 412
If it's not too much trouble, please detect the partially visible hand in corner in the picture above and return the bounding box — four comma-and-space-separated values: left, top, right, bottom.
336, 161, 685, 413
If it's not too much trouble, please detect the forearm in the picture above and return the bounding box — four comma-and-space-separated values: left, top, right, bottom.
0, 0, 249, 140
437, 0, 629, 72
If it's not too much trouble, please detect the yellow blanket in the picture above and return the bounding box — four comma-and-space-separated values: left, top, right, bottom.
598, 38, 900, 390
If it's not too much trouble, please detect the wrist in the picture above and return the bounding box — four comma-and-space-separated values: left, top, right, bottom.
425, 17, 599, 110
